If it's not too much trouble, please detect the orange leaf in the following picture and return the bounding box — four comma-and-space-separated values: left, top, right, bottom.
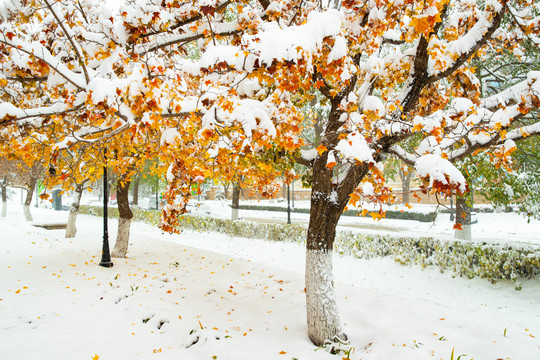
279, 351, 287, 354
316, 144, 327, 155
453, 223, 462, 230
326, 161, 337, 170
410, 11, 442, 37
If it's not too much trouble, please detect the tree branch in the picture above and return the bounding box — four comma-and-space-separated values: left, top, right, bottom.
43, 0, 90, 84
0, 37, 86, 91
140, 0, 232, 39
0, 103, 85, 127
426, 4, 506, 85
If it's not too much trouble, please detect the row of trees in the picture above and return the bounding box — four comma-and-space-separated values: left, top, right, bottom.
1, 0, 539, 346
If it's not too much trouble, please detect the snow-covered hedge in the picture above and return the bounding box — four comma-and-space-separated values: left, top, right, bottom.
334, 233, 540, 289
79, 205, 540, 288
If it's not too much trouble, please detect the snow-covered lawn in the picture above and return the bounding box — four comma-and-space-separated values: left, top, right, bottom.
1, 204, 539, 360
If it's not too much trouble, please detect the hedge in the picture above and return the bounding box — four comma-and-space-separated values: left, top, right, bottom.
79, 205, 540, 288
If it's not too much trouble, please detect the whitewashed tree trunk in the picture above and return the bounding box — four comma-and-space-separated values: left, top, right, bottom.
305, 249, 344, 345
112, 217, 131, 258
454, 196, 472, 240
231, 182, 240, 221
1, 177, 6, 217
23, 205, 33, 222
23, 177, 36, 222
302, 102, 371, 346
111, 178, 133, 258
455, 224, 472, 240
65, 185, 83, 238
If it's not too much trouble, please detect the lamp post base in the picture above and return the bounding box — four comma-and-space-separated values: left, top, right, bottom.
99, 261, 114, 268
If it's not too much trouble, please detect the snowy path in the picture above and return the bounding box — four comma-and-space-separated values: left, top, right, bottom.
1, 206, 539, 359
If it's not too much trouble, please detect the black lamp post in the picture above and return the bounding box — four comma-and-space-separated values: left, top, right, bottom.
291, 180, 295, 209
287, 184, 291, 224
99, 153, 113, 268
155, 175, 159, 210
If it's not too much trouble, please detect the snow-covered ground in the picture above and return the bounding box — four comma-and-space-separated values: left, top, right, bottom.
1, 200, 540, 360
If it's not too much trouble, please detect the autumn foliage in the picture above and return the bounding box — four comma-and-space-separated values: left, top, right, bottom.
0, 0, 539, 346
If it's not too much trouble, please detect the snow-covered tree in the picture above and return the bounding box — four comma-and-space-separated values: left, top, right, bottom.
0, 0, 225, 249
156, 0, 540, 345
1, 0, 540, 347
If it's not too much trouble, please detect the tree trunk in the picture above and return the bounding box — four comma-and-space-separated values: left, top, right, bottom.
23, 177, 36, 222
223, 182, 230, 199
304, 104, 371, 346
1, 176, 7, 218
98, 178, 103, 202
111, 179, 133, 258
305, 185, 347, 345
132, 175, 140, 208
65, 184, 83, 238
231, 182, 240, 220
399, 169, 413, 204
454, 196, 472, 240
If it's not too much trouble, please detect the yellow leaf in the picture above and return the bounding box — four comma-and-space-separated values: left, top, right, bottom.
410, 11, 442, 37
92, 355, 99, 360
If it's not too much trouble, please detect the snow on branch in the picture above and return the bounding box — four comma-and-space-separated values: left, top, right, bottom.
0, 36, 87, 90
415, 154, 467, 193
426, 1, 505, 84
42, 0, 90, 84
482, 71, 540, 110
185, 10, 344, 74
0, 102, 83, 127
